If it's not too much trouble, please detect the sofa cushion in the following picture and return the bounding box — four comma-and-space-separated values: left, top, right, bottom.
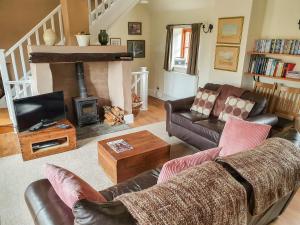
45, 164, 107, 208
193, 118, 225, 143
157, 147, 222, 184
241, 91, 267, 117
212, 84, 245, 117
171, 111, 209, 131
218, 96, 255, 122
219, 117, 271, 157
190, 88, 219, 116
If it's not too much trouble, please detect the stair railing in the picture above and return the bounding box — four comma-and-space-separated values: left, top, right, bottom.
88, 0, 117, 27
132, 67, 149, 110
0, 5, 65, 129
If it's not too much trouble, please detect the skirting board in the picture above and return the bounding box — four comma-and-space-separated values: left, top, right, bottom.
148, 89, 176, 101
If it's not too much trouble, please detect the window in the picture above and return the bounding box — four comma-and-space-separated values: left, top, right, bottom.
172, 27, 192, 73
181, 28, 192, 61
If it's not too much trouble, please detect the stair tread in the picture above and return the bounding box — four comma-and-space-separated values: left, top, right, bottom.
0, 109, 13, 126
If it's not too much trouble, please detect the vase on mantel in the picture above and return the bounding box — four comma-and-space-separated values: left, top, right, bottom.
98, 30, 109, 46
43, 29, 57, 46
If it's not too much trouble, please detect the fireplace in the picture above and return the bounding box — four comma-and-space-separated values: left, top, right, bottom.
28, 45, 134, 124
73, 62, 99, 127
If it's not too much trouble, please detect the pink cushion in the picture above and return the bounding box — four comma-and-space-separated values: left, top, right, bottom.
45, 164, 106, 208
157, 147, 222, 184
219, 117, 271, 157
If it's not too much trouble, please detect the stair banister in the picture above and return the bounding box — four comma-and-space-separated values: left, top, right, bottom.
0, 4, 65, 129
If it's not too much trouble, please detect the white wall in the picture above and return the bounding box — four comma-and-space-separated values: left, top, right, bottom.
241, 0, 268, 90
149, 6, 215, 99
108, 4, 151, 72
208, 0, 253, 87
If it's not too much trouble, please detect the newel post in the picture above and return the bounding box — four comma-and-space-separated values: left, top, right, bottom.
139, 67, 149, 111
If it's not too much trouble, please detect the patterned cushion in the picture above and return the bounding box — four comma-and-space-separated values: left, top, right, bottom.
218, 117, 271, 157
218, 96, 255, 122
157, 147, 222, 184
191, 88, 219, 116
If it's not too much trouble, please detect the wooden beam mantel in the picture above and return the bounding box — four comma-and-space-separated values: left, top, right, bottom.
29, 52, 133, 63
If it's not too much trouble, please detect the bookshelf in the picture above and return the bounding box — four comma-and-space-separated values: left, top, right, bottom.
245, 72, 300, 83
247, 51, 300, 58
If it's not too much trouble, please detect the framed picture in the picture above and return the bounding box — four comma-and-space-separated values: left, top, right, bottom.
214, 45, 240, 72
217, 17, 244, 44
110, 38, 121, 46
128, 22, 142, 35
127, 40, 145, 58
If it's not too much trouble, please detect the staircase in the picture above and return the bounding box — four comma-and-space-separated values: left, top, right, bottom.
0, 0, 147, 131
88, 0, 140, 43
0, 5, 65, 129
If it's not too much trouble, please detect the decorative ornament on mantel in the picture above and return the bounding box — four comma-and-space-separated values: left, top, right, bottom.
43, 29, 57, 46
98, 30, 109, 46
76, 32, 91, 47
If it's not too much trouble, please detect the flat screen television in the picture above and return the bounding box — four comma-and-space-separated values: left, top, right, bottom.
13, 91, 66, 132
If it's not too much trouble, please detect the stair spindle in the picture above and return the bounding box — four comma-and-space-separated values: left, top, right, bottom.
58, 10, 64, 44
35, 30, 40, 45
18, 45, 27, 79
51, 16, 55, 31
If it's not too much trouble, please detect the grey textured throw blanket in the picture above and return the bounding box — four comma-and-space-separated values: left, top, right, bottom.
218, 138, 300, 215
116, 162, 247, 225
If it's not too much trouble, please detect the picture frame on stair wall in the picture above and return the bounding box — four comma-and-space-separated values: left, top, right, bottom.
127, 40, 145, 58
128, 22, 142, 35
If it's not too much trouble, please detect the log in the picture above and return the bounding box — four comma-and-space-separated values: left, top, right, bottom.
103, 106, 125, 126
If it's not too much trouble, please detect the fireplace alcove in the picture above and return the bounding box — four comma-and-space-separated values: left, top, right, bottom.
28, 45, 133, 125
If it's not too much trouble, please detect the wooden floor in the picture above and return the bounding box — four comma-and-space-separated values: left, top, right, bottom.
0, 108, 13, 134
130, 96, 166, 128
271, 190, 300, 225
0, 108, 20, 157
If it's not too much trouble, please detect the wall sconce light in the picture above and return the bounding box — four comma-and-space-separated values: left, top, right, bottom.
202, 24, 214, 33
298, 19, 300, 30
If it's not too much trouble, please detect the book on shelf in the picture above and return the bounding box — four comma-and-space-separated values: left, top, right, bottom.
248, 55, 296, 78
286, 71, 300, 79
254, 39, 300, 55
107, 139, 133, 153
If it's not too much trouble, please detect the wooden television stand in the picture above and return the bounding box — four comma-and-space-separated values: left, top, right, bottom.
18, 119, 77, 161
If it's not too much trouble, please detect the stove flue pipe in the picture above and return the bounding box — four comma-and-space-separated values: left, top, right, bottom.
75, 62, 88, 99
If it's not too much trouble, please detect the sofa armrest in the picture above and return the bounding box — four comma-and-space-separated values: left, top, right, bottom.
25, 179, 74, 225
165, 97, 195, 134
246, 113, 278, 126
165, 96, 195, 113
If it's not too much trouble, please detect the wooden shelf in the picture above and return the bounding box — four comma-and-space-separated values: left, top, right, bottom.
248, 51, 300, 58
245, 72, 300, 83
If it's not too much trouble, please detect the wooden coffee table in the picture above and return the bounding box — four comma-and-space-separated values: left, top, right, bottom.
98, 130, 170, 183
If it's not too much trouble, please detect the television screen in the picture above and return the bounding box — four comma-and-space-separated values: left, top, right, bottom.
13, 91, 66, 132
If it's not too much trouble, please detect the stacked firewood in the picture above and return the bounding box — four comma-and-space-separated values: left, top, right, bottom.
103, 106, 125, 126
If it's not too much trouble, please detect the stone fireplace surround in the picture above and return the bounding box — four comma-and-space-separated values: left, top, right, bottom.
28, 46, 133, 123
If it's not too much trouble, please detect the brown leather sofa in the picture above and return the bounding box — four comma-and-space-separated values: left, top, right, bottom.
165, 83, 278, 150
25, 164, 298, 225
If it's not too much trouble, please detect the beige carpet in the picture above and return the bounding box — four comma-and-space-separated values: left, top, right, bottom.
0, 122, 195, 225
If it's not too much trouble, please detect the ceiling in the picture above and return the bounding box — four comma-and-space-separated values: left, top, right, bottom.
148, 0, 215, 11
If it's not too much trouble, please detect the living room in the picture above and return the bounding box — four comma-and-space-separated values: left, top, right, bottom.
0, 0, 300, 224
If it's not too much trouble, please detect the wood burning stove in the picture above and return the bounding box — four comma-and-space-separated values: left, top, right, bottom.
73, 62, 99, 127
